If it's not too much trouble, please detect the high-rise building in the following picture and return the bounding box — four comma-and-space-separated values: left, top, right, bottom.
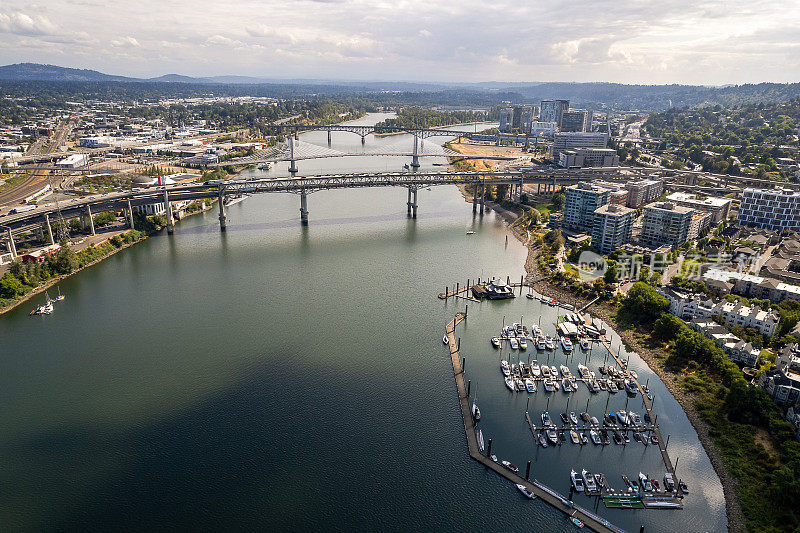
592, 204, 635, 254
519, 106, 534, 133
551, 132, 609, 159
560, 110, 591, 132
499, 107, 514, 133
737, 188, 800, 231
665, 192, 732, 224
540, 99, 569, 127
558, 148, 620, 168
564, 182, 611, 232
640, 201, 694, 247
625, 179, 663, 208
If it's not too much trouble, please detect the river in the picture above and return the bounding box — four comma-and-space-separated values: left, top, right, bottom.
0, 113, 725, 531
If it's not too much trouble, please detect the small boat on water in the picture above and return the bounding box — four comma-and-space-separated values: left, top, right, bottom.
608, 380, 618, 393
541, 365, 551, 378
546, 428, 559, 445
526, 293, 535, 299
505, 377, 516, 392
525, 378, 536, 393
543, 379, 555, 392
678, 480, 689, 494
466, 230, 475, 235
509, 337, 519, 350
580, 338, 590, 350
650, 434, 659, 445
571, 517, 584, 529
538, 433, 548, 447
545, 337, 556, 350
570, 430, 580, 444
625, 380, 639, 395
560, 365, 571, 377
582, 469, 598, 492
530, 361, 541, 377
616, 410, 630, 426
562, 378, 572, 392
589, 429, 601, 445
644, 412, 652, 424
442, 334, 449, 345
516, 378, 526, 391
651, 479, 660, 491
536, 337, 546, 350
541, 411, 552, 426
518, 337, 528, 350
550, 365, 558, 377
501, 360, 510, 376
639, 472, 653, 492
629, 412, 642, 426
560, 413, 570, 424
663, 472, 675, 492
570, 470, 585, 492
577, 364, 590, 379
491, 337, 501, 348
476, 429, 485, 453
472, 402, 481, 421
580, 432, 588, 445
502, 460, 519, 474
561, 337, 573, 351
569, 412, 579, 426
516, 484, 535, 499
54, 288, 65, 302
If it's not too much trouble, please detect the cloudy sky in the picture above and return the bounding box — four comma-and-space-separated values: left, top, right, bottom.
0, 0, 798, 85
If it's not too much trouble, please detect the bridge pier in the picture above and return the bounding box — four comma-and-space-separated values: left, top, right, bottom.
127, 199, 135, 229
86, 205, 95, 236
480, 179, 485, 215
44, 213, 54, 244
288, 136, 298, 173
300, 189, 309, 225
411, 135, 421, 168
360, 135, 366, 145
407, 186, 412, 216
472, 186, 478, 213
218, 192, 227, 231
412, 188, 418, 218
164, 189, 174, 234
327, 128, 332, 144
6, 228, 16, 259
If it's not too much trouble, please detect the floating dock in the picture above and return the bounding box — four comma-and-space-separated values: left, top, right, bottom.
445, 312, 625, 533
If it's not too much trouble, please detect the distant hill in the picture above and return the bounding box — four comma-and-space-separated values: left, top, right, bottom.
0, 63, 798, 111
0, 63, 134, 82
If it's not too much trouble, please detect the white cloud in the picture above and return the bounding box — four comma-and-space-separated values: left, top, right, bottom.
0, 0, 797, 83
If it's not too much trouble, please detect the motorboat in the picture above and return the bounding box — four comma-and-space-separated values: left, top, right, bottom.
562, 378, 572, 392
604, 414, 617, 426
505, 377, 516, 392
442, 334, 449, 345
538, 433, 548, 447
518, 337, 528, 350
678, 480, 689, 494
613, 431, 624, 445
472, 403, 481, 421
570, 430, 580, 444
543, 379, 555, 392
569, 412, 579, 426
490, 454, 498, 463
600, 429, 611, 445
491, 337, 501, 348
580, 412, 591, 423
532, 325, 542, 337
598, 379, 607, 391
571, 517, 584, 529
598, 365, 608, 375
560, 365, 572, 378
650, 434, 659, 445
580, 338, 590, 350
561, 337, 573, 351
587, 380, 600, 393
550, 365, 558, 377
630, 370, 639, 379
639, 472, 653, 492
545, 337, 556, 350
509, 337, 519, 350
570, 470, 585, 492
580, 432, 588, 445
511, 364, 520, 377
541, 365, 551, 378
625, 380, 639, 395
608, 380, 618, 393
589, 429, 601, 445
501, 360, 510, 376
516, 484, 535, 499
622, 432, 631, 443
502, 460, 519, 474
525, 378, 536, 393
536, 337, 546, 350
577, 364, 590, 379
633, 431, 643, 443
589, 416, 599, 427
526, 293, 535, 300
546, 428, 559, 445
541, 411, 552, 426
477, 429, 485, 453
616, 410, 630, 426
651, 479, 660, 491
516, 379, 526, 391
559, 412, 570, 425
553, 379, 560, 391
582, 469, 598, 492
466, 230, 475, 235
629, 412, 642, 426
530, 361, 541, 377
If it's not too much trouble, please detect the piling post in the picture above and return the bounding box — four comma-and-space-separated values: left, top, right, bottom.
300, 189, 309, 225
462, 357, 465, 373
467, 380, 471, 397
480, 179, 485, 214
465, 304, 468, 317
457, 338, 461, 352
526, 460, 531, 480
445, 286, 448, 299
473, 189, 478, 213
456, 282, 459, 295
327, 128, 332, 144
407, 186, 412, 217
487, 438, 492, 457
640, 526, 644, 533
412, 188, 418, 218
164, 188, 174, 234
666, 434, 670, 450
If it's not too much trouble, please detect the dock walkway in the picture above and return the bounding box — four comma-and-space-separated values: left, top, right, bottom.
445, 313, 624, 533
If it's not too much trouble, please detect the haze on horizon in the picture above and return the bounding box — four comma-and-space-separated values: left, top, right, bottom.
1, 0, 799, 86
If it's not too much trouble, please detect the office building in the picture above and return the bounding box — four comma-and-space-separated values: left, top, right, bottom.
558, 148, 619, 168
520, 106, 535, 133
529, 122, 557, 136
625, 179, 663, 208
737, 188, 800, 231
563, 182, 611, 231
499, 107, 514, 133
540, 99, 569, 127
591, 203, 634, 254
640, 201, 694, 247
551, 132, 609, 159
665, 192, 732, 223
561, 110, 591, 132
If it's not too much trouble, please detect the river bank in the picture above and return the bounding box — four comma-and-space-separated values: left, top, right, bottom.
372, 120, 492, 137
0, 200, 216, 317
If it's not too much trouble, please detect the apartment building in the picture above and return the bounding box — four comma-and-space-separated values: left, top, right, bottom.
665, 192, 732, 223
591, 203, 634, 254
563, 182, 611, 232
640, 201, 694, 247
737, 188, 800, 231
625, 179, 663, 208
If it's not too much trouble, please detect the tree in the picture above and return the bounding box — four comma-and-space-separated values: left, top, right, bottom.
0, 273, 24, 299
621, 282, 669, 322
494, 184, 509, 201
51, 241, 78, 274
654, 313, 685, 340
552, 192, 565, 211
604, 261, 619, 284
